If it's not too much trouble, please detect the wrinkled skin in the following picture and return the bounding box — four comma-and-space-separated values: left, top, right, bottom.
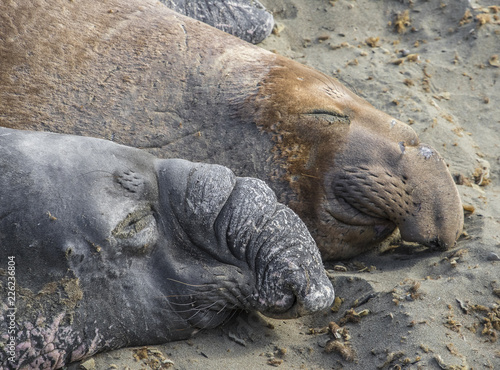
0, 128, 334, 368
0, 0, 463, 259
160, 0, 274, 44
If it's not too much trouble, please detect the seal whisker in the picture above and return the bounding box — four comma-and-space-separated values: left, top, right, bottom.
198, 302, 232, 329
207, 302, 235, 328
162, 297, 197, 304
233, 292, 254, 309
216, 302, 230, 315
186, 301, 224, 326
165, 285, 211, 296
165, 277, 214, 288
184, 307, 207, 322
221, 307, 240, 326
173, 301, 218, 316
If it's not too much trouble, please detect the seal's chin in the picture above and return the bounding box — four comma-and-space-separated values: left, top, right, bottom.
260, 296, 312, 320
256, 290, 330, 320
311, 193, 399, 259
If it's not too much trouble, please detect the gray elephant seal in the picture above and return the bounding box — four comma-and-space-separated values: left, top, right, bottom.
0, 127, 334, 368
161, 0, 274, 43
0, 0, 463, 259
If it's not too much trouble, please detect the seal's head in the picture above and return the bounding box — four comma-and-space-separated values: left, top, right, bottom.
0, 129, 333, 368
256, 57, 463, 259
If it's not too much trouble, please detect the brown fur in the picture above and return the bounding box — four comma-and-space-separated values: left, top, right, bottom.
0, 0, 463, 259
249, 57, 462, 258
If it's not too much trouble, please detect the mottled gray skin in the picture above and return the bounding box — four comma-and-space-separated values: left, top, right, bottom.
0, 128, 334, 369
161, 0, 273, 43
0, 0, 463, 260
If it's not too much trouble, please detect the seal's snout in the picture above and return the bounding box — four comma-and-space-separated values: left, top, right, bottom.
397, 186, 463, 251
395, 144, 464, 250
427, 236, 454, 250
214, 176, 334, 319
327, 125, 463, 257
234, 201, 335, 319
288, 267, 335, 318
256, 256, 334, 319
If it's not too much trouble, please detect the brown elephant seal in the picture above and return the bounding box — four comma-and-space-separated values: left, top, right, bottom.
0, 0, 463, 259
0, 127, 334, 368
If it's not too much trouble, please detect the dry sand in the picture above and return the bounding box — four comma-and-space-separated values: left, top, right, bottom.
72, 0, 500, 368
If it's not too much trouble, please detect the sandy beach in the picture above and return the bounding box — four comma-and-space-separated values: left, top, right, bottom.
71, 0, 500, 368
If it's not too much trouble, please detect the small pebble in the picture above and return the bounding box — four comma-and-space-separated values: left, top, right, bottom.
401, 49, 410, 56
486, 252, 500, 261
272, 23, 285, 36
79, 358, 96, 370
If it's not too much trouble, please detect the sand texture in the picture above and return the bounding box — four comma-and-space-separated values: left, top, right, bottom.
71, 0, 499, 369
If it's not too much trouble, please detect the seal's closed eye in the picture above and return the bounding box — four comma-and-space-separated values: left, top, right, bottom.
112, 206, 159, 252
304, 110, 351, 125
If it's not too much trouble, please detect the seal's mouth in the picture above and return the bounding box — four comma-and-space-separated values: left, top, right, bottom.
253, 261, 335, 320
256, 288, 332, 320
325, 191, 397, 240
255, 288, 297, 319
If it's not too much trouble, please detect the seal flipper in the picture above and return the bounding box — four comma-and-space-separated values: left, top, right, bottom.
160, 0, 274, 44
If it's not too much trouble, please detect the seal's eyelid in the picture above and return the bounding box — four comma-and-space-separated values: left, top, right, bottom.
112, 208, 153, 237
111, 206, 159, 251
305, 109, 351, 125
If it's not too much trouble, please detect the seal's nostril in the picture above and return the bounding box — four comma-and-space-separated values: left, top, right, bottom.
426, 237, 448, 251
256, 263, 334, 319
429, 238, 440, 248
